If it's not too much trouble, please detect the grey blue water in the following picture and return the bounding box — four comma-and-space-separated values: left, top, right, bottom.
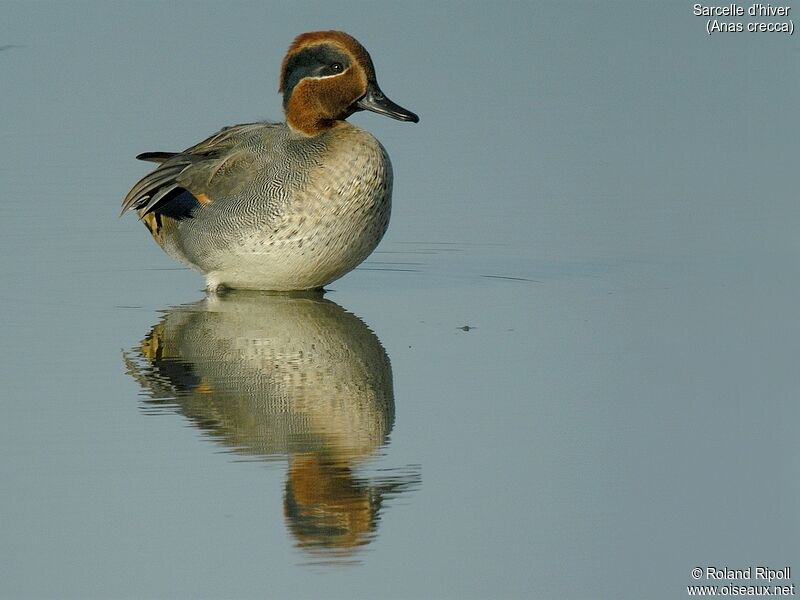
1, 2, 798, 598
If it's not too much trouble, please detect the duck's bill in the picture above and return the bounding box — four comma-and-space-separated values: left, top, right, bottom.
356, 83, 419, 123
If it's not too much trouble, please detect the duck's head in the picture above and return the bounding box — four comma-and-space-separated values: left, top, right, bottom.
279, 31, 419, 136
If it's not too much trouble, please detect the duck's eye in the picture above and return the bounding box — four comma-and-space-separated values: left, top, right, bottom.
330, 62, 343, 73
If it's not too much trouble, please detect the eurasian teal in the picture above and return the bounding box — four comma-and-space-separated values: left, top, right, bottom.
121, 31, 418, 291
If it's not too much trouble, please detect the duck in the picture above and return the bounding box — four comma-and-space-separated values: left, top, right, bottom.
121, 31, 418, 291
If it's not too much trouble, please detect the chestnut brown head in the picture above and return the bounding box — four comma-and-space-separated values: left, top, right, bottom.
280, 31, 419, 135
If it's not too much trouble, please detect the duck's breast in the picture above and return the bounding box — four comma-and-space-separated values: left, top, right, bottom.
179, 124, 394, 290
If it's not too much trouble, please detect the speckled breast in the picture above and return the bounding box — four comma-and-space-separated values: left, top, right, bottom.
168, 124, 393, 291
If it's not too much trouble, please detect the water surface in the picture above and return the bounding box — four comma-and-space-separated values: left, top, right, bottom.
1, 2, 798, 598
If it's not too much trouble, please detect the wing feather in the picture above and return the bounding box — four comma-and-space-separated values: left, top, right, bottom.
136, 151, 178, 163
121, 122, 271, 219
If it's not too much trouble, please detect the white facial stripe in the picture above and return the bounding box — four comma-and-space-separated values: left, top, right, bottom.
309, 66, 351, 81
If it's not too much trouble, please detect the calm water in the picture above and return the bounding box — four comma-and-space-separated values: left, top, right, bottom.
2, 2, 798, 598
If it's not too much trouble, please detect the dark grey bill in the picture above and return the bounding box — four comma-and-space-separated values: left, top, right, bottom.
356, 82, 419, 123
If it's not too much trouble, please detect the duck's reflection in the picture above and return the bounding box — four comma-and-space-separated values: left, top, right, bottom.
124, 291, 419, 563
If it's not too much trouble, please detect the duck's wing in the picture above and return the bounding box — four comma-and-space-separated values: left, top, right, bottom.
135, 151, 177, 164
121, 122, 272, 219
